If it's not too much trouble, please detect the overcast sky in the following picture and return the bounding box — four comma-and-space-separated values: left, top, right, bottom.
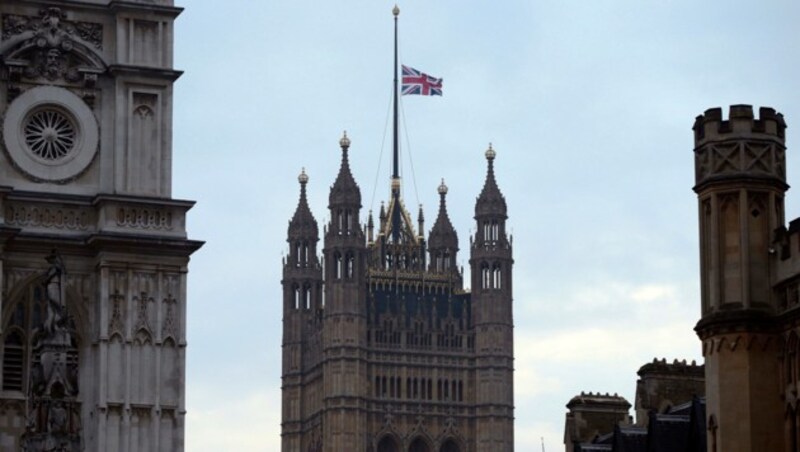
171, 1, 800, 450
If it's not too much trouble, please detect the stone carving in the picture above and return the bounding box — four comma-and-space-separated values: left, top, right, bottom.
116, 207, 173, 230
134, 292, 153, 333
2, 8, 103, 87
161, 296, 177, 340
1, 9, 103, 48
109, 291, 125, 337
20, 251, 82, 451
5, 204, 92, 231
695, 141, 785, 183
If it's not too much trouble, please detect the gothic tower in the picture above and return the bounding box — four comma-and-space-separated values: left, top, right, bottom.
693, 105, 786, 451
470, 145, 514, 450
321, 133, 369, 450
0, 1, 201, 450
282, 169, 324, 451
281, 136, 515, 451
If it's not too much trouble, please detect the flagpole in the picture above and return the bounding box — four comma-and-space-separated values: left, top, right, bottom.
391, 5, 401, 243
392, 5, 399, 180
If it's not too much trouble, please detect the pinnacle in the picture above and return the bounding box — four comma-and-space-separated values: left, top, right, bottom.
328, 132, 361, 209
475, 145, 507, 218
289, 169, 318, 240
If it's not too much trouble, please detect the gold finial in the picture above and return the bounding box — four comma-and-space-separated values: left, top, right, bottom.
339, 130, 351, 148
298, 167, 308, 184
485, 143, 496, 160
393, 5, 400, 16
438, 178, 448, 195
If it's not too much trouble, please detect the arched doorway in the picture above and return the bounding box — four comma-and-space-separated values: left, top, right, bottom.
377, 435, 400, 452
408, 437, 431, 452
440, 438, 461, 452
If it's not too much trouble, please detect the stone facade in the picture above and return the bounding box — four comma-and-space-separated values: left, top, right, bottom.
281, 137, 514, 451
692, 105, 795, 452
0, 1, 200, 451
564, 359, 705, 452
563, 392, 631, 451
634, 359, 704, 427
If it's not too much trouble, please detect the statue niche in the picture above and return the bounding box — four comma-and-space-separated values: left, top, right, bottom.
19, 251, 82, 452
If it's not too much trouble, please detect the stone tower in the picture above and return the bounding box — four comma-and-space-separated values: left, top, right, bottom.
470, 144, 514, 450
0, 1, 201, 450
281, 169, 324, 451
281, 136, 514, 451
693, 105, 786, 451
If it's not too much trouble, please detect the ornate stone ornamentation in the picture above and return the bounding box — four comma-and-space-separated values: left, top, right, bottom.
2, 86, 100, 183
161, 296, 177, 340
2, 8, 103, 83
20, 252, 82, 451
5, 203, 92, 231
134, 292, 153, 333
108, 291, 125, 337
116, 207, 174, 230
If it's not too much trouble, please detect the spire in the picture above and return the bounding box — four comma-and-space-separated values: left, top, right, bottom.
288, 168, 318, 240
429, 178, 458, 250
475, 143, 507, 218
367, 210, 375, 242
328, 131, 362, 209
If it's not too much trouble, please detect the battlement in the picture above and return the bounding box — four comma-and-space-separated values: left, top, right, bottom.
693, 105, 786, 145
567, 391, 631, 409
637, 358, 704, 377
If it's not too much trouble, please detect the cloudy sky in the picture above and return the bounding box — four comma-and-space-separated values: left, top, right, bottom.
170, 1, 800, 450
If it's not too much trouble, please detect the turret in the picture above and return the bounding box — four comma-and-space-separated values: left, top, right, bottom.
694, 105, 787, 315
281, 168, 323, 451
693, 105, 786, 452
428, 179, 459, 273
472, 144, 511, 291
321, 132, 369, 449
470, 144, 514, 450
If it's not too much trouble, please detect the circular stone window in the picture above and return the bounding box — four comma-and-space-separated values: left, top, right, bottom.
2, 86, 99, 183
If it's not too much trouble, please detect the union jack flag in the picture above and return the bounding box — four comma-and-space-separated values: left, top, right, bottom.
401, 65, 442, 96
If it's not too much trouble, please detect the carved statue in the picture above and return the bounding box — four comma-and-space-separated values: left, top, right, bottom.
42, 251, 67, 336
21, 251, 82, 452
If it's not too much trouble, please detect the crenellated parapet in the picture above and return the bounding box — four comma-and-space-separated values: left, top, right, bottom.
693, 105, 787, 191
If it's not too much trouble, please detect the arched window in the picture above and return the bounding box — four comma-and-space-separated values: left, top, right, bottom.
481, 263, 490, 289
334, 253, 343, 279
304, 286, 311, 310
377, 435, 400, 452
2, 329, 24, 391
409, 437, 432, 452
294, 242, 302, 267
293, 285, 301, 310
440, 439, 461, 452
2, 277, 80, 397
493, 265, 502, 290
345, 253, 354, 279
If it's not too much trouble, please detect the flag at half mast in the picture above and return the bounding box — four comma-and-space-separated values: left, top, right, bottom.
401, 65, 443, 96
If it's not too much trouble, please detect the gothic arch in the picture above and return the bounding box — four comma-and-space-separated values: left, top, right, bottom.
377, 433, 401, 452
408, 435, 433, 452
1, 271, 83, 397
439, 438, 462, 452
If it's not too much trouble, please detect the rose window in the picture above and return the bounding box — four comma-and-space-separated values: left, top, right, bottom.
23, 109, 77, 161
